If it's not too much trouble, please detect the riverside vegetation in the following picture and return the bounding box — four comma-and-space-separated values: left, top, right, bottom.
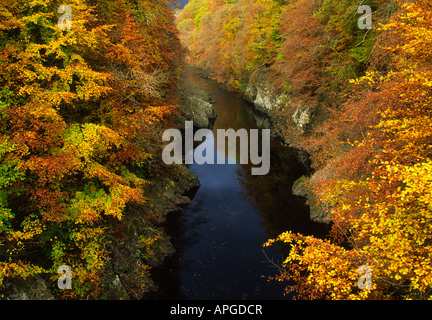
0, 0, 205, 299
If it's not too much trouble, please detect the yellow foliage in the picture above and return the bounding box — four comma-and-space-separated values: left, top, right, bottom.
267, 0, 432, 300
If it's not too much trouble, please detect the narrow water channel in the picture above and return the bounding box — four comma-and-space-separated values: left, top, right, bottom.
150, 68, 330, 300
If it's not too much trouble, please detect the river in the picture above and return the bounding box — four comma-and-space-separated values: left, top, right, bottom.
149, 68, 330, 300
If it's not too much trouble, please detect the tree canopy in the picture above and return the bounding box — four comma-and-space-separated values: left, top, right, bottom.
0, 0, 182, 298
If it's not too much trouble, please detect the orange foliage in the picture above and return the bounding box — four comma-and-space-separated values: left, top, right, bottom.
266, 0, 432, 299
0, 0, 182, 298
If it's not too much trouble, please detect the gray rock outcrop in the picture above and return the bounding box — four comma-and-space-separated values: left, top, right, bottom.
292, 103, 312, 132
178, 87, 217, 129
244, 81, 287, 114
292, 174, 329, 224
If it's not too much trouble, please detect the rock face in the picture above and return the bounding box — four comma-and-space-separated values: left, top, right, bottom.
292, 175, 309, 197
100, 275, 129, 300
244, 75, 312, 133
309, 203, 329, 224
244, 79, 287, 114
292, 175, 329, 224
292, 103, 312, 132
178, 87, 217, 129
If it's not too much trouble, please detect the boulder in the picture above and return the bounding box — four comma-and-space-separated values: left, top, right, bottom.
292, 174, 330, 224
292, 104, 312, 132
292, 175, 308, 197
178, 87, 217, 129
245, 81, 287, 114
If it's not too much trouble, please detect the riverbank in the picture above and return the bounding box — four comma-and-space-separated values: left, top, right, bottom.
3, 67, 216, 300
94, 67, 222, 299
3, 162, 202, 300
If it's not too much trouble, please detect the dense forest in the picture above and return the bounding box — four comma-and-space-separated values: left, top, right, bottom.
178, 0, 432, 299
0, 0, 431, 301
0, 0, 194, 299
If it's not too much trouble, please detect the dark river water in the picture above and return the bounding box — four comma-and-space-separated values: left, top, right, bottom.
149, 68, 329, 300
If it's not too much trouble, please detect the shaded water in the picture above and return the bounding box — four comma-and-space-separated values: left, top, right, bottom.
149, 68, 329, 300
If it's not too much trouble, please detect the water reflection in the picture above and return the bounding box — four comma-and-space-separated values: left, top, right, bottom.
237, 140, 331, 242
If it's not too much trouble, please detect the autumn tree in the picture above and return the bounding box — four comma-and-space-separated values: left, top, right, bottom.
177, 0, 285, 87
0, 0, 182, 298
266, 0, 432, 300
